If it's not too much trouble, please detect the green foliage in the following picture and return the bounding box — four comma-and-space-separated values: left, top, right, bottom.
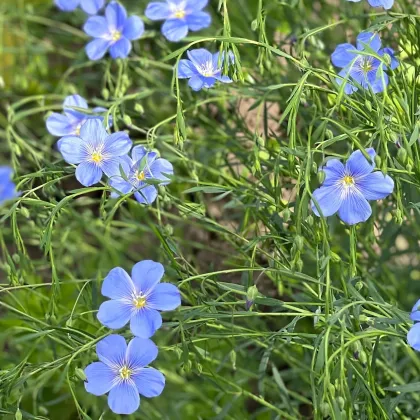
1, 0, 420, 418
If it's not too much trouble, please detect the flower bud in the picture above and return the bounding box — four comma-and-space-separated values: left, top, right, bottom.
374, 155, 382, 168
320, 402, 330, 418
397, 147, 408, 164
75, 368, 86, 381
282, 207, 291, 222
317, 170, 326, 185
246, 285, 259, 310
230, 350, 237, 371
337, 396, 345, 410
365, 99, 372, 112
306, 215, 314, 226
123, 115, 132, 126
15, 409, 22, 420
101, 88, 109, 100
294, 235, 304, 251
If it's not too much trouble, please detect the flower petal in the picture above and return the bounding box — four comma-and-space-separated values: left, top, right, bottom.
188, 75, 204, 91
97, 299, 133, 330
147, 283, 181, 311
132, 367, 165, 397
123, 16, 144, 40
187, 48, 212, 67
96, 334, 127, 367
408, 323, 420, 351
150, 158, 173, 185
178, 59, 198, 78
57, 136, 87, 164
105, 1, 127, 31
84, 16, 109, 38
357, 32, 381, 52
131, 146, 147, 163
146, 2, 171, 21
103, 132, 132, 156
126, 337, 159, 369
109, 177, 134, 198
411, 299, 420, 322
338, 189, 372, 225
55, 0, 79, 11
80, 0, 105, 14
109, 38, 132, 59
186, 11, 211, 31
86, 38, 110, 61
75, 162, 103, 187
108, 381, 140, 415
46, 113, 74, 137
84, 362, 116, 396
346, 148, 376, 178
320, 159, 346, 186
134, 185, 158, 204
79, 119, 108, 147
311, 185, 343, 217
130, 308, 162, 338
336, 68, 357, 94
186, 0, 208, 11
331, 43, 357, 68
131, 260, 165, 295
379, 47, 399, 70
161, 19, 189, 42
102, 267, 135, 300
63, 94, 88, 112
367, 0, 393, 9
102, 158, 126, 178
357, 171, 394, 200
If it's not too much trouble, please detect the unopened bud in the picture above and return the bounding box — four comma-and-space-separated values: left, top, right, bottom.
246, 285, 259, 310
75, 368, 86, 381
397, 147, 408, 164
317, 170, 326, 185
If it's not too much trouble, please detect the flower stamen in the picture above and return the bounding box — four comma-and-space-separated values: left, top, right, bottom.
133, 294, 146, 309
119, 366, 132, 380
111, 30, 122, 42
342, 175, 354, 186
91, 152, 103, 164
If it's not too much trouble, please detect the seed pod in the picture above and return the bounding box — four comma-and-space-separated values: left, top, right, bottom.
282, 207, 291, 222
337, 396, 345, 410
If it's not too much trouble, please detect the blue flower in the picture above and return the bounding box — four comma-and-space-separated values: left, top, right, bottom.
0, 167, 19, 205
109, 146, 173, 205
55, 0, 104, 14
410, 299, 420, 321
84, 1, 144, 61
145, 0, 211, 42
57, 119, 132, 187
97, 260, 181, 338
46, 95, 110, 137
346, 0, 393, 9
331, 32, 398, 94
178, 49, 233, 91
408, 323, 420, 351
311, 148, 394, 225
84, 334, 165, 415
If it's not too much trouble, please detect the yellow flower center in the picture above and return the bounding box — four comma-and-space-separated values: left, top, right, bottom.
133, 295, 146, 309
112, 30, 122, 42
119, 366, 132, 380
75, 125, 81, 136
360, 57, 373, 74
136, 170, 146, 181
91, 152, 103, 163
174, 10, 186, 18
343, 175, 354, 186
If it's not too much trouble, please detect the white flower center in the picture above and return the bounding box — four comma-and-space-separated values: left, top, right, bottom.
111, 30, 122, 42
169, 1, 187, 18
197, 61, 216, 77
